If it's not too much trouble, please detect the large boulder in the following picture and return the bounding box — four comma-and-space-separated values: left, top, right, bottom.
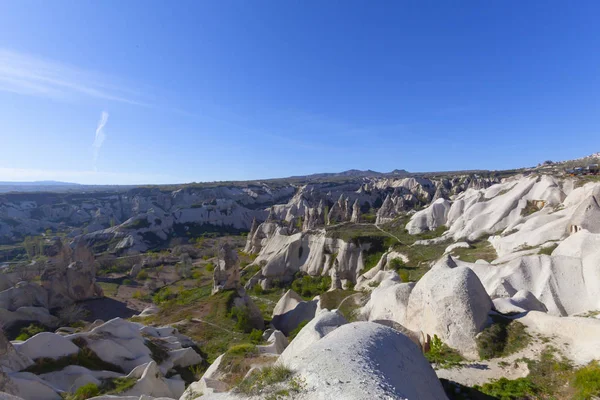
405, 256, 492, 358
0, 307, 59, 331
119, 361, 184, 399
277, 310, 347, 365
13, 332, 79, 361
271, 290, 317, 336
0, 328, 33, 373
281, 322, 447, 400
359, 280, 415, 324
0, 283, 48, 311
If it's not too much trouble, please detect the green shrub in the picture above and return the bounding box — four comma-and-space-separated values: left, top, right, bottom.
24, 345, 123, 374
474, 377, 538, 400
229, 305, 255, 333
15, 323, 46, 341
206, 262, 215, 272
65, 383, 100, 400
573, 360, 600, 400
477, 317, 530, 360
425, 335, 464, 369
122, 279, 133, 285
136, 270, 148, 280
249, 329, 264, 344
290, 274, 331, 299
288, 320, 308, 340
226, 343, 257, 357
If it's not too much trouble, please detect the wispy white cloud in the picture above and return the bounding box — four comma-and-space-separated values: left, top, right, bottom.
0, 48, 150, 106
93, 111, 109, 170
0, 167, 177, 185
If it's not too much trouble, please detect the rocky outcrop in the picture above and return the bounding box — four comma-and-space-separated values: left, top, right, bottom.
350, 198, 361, 223
271, 290, 318, 336
212, 243, 240, 294
406, 198, 451, 234
359, 279, 415, 324
277, 310, 347, 365
493, 290, 548, 314
41, 261, 103, 309
405, 256, 492, 358
280, 322, 447, 400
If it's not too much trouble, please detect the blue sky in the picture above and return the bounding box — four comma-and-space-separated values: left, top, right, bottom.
1, 1, 599, 184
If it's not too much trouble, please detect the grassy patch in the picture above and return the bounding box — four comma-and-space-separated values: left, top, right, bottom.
102, 377, 138, 395
573, 360, 600, 400
477, 316, 530, 360
97, 281, 119, 298
523, 346, 575, 398
451, 240, 497, 263
235, 365, 294, 396
539, 243, 558, 256
425, 335, 464, 369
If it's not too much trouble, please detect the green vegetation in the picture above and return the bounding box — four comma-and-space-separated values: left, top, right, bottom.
235, 365, 294, 396
229, 305, 255, 333
474, 377, 538, 400
97, 281, 119, 297
290, 274, 331, 299
206, 262, 215, 272
476, 316, 530, 360
425, 335, 464, 369
451, 240, 498, 263
136, 270, 149, 280
240, 263, 261, 286
539, 243, 558, 256
573, 360, 600, 400
64, 383, 100, 400
288, 320, 308, 340
15, 323, 47, 341
521, 200, 540, 217
249, 329, 265, 344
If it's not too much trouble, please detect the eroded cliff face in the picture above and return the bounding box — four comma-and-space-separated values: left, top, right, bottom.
0, 174, 497, 255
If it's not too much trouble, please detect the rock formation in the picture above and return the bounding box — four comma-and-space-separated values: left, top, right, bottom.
212, 243, 240, 294
405, 256, 492, 358
271, 289, 318, 335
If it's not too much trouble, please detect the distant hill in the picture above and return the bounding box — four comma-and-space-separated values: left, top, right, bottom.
0, 181, 81, 193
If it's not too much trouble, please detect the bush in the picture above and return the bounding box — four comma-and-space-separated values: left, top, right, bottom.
15, 323, 46, 341
136, 270, 148, 280
474, 377, 538, 400
477, 317, 529, 360
122, 279, 133, 285
206, 262, 215, 272
425, 335, 464, 369
229, 305, 255, 333
65, 383, 100, 400
249, 329, 264, 344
